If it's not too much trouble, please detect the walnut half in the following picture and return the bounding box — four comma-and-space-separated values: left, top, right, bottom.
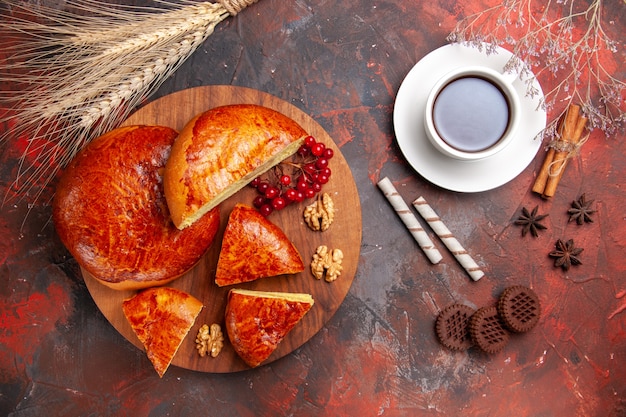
195, 323, 224, 358
304, 192, 335, 231
311, 245, 344, 282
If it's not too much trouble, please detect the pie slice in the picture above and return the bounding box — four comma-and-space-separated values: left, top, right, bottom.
215, 204, 304, 287
122, 287, 203, 377
225, 289, 314, 367
164, 104, 307, 229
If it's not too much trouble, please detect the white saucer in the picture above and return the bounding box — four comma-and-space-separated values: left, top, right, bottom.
393, 43, 547, 192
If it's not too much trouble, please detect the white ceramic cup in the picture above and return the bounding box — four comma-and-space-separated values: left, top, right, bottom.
424, 66, 521, 161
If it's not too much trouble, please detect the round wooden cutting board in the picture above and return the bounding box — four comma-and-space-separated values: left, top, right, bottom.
82, 85, 362, 373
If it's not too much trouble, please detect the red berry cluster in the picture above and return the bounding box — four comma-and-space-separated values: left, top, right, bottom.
249, 135, 333, 216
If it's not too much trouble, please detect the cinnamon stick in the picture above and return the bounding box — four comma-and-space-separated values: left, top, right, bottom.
543, 111, 587, 198
532, 109, 571, 195
532, 145, 557, 194
532, 104, 586, 198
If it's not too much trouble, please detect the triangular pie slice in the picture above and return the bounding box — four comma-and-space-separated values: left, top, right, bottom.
225, 289, 314, 367
122, 287, 203, 377
215, 204, 304, 287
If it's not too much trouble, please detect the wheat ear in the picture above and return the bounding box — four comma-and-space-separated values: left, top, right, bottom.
0, 0, 258, 205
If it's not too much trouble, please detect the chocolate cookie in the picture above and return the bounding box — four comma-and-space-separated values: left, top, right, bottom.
469, 306, 510, 354
497, 285, 541, 333
435, 303, 475, 350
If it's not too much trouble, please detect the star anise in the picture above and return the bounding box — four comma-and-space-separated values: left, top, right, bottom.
514, 205, 548, 237
568, 194, 596, 225
549, 239, 583, 271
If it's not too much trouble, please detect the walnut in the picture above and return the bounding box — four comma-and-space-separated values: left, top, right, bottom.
303, 192, 335, 231
311, 245, 344, 282
195, 323, 224, 358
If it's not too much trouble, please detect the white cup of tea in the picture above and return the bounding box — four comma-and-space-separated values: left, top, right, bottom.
424, 66, 521, 161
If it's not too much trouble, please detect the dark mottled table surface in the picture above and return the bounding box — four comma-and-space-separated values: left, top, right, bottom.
1, 0, 625, 416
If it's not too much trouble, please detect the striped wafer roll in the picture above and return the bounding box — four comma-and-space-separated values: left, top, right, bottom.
377, 178, 442, 264
412, 196, 484, 281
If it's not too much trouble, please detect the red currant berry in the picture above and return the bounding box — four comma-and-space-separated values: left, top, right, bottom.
257, 181, 270, 194
295, 191, 305, 202
323, 148, 334, 159
250, 177, 261, 188
311, 142, 326, 157
315, 158, 328, 170
259, 203, 273, 217
285, 188, 298, 201
296, 177, 309, 192
265, 186, 280, 199
297, 145, 309, 157
304, 135, 316, 148
312, 182, 322, 192
305, 188, 316, 199
317, 173, 330, 184
271, 197, 287, 210
303, 163, 317, 175
280, 175, 291, 186
253, 195, 266, 208
320, 167, 331, 177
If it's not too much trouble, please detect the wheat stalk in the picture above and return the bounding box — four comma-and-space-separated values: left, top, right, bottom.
0, 0, 258, 205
